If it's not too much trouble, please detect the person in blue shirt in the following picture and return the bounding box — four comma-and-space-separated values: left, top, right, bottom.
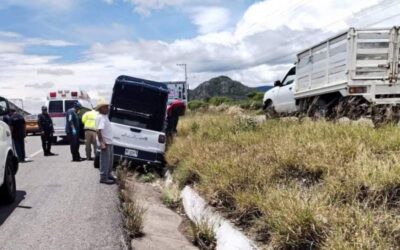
66, 102, 84, 162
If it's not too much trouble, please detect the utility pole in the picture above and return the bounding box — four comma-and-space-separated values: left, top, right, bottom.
177, 63, 188, 103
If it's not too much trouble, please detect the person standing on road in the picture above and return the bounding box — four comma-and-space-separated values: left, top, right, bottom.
38, 106, 56, 156
95, 100, 115, 185
9, 108, 26, 162
66, 102, 84, 162
82, 109, 98, 160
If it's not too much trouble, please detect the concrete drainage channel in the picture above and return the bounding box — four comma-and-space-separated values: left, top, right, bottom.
165, 171, 259, 250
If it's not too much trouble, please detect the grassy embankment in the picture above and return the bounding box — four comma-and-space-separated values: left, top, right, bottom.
166, 111, 400, 249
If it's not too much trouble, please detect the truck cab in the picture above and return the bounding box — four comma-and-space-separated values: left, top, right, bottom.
110, 76, 169, 166
263, 67, 298, 115
0, 96, 19, 204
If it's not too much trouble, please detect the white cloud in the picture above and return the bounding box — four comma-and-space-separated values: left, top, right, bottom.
25, 82, 55, 89
26, 38, 76, 47
189, 7, 231, 34
37, 68, 74, 76
124, 0, 184, 16
0, 0, 76, 11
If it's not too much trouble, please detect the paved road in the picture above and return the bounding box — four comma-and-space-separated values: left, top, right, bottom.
0, 136, 125, 250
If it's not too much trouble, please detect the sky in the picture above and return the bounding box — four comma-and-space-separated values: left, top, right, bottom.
1, 0, 400, 113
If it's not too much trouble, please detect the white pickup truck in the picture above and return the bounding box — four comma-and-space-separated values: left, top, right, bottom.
109, 76, 169, 166
264, 26, 400, 119
0, 97, 19, 204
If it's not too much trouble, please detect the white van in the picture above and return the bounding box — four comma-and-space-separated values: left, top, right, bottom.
109, 76, 169, 166
0, 96, 19, 204
46, 90, 93, 141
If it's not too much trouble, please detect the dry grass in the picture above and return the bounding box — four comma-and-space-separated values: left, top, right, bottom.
190, 219, 217, 250
117, 166, 146, 238
166, 112, 400, 249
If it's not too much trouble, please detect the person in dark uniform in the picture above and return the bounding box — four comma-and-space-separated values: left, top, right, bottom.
9, 108, 26, 162
66, 102, 84, 162
38, 106, 56, 156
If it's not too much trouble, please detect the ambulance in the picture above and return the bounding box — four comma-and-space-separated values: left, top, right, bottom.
46, 90, 93, 141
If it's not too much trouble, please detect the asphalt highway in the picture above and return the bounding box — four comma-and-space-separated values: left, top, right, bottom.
0, 136, 125, 250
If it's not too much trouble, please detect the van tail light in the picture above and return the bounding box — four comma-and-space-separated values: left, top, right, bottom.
71, 91, 78, 97
50, 92, 57, 98
158, 134, 166, 144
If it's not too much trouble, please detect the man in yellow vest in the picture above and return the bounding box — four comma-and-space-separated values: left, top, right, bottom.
82, 109, 98, 160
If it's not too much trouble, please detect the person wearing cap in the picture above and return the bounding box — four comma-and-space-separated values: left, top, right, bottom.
9, 108, 26, 162
95, 100, 115, 184
166, 98, 186, 137
38, 106, 55, 156
82, 109, 98, 160
66, 102, 84, 162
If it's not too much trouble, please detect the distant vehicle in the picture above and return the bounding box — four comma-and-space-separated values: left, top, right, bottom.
264, 27, 400, 120
263, 67, 298, 117
109, 76, 169, 166
25, 115, 40, 135
165, 81, 188, 105
46, 90, 93, 141
0, 96, 19, 204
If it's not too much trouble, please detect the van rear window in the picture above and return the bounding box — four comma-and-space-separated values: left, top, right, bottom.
110, 84, 168, 132
49, 101, 63, 113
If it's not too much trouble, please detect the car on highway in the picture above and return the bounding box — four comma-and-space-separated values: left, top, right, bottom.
0, 96, 19, 204
25, 114, 40, 135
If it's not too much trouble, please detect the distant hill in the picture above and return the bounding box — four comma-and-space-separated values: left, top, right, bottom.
189, 76, 265, 100
255, 85, 273, 92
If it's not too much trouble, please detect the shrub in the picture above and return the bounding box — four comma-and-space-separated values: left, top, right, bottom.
207, 96, 233, 106
188, 100, 207, 111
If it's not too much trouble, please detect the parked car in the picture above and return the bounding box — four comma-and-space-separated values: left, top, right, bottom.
0, 96, 19, 204
25, 115, 40, 135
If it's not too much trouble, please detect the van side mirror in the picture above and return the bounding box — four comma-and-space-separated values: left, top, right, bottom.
0, 98, 9, 116
274, 80, 282, 87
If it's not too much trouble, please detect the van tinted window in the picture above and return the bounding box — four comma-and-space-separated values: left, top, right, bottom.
65, 100, 77, 111
49, 101, 63, 113
110, 83, 168, 132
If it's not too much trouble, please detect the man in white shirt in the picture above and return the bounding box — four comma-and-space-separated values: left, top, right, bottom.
95, 100, 115, 185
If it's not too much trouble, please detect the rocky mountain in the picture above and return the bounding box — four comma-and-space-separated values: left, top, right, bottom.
189, 76, 258, 100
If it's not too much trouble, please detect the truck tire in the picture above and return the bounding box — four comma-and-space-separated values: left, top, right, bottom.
0, 156, 16, 204
265, 101, 277, 119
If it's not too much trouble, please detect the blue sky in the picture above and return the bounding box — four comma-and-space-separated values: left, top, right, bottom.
0, 0, 254, 63
0, 0, 399, 112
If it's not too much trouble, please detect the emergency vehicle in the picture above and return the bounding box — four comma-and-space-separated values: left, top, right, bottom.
46, 90, 93, 141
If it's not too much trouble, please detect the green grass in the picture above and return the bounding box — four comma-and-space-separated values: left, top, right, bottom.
166, 113, 400, 249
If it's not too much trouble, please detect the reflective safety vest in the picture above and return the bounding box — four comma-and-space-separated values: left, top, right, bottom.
82, 110, 98, 130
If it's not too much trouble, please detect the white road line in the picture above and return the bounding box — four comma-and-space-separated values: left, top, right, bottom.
29, 149, 43, 158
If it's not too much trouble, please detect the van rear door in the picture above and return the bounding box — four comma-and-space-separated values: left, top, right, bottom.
110, 76, 169, 163
48, 100, 65, 137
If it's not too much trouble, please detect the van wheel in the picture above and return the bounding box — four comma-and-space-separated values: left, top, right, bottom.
265, 101, 277, 119
51, 136, 58, 144
0, 156, 16, 204
94, 154, 100, 169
